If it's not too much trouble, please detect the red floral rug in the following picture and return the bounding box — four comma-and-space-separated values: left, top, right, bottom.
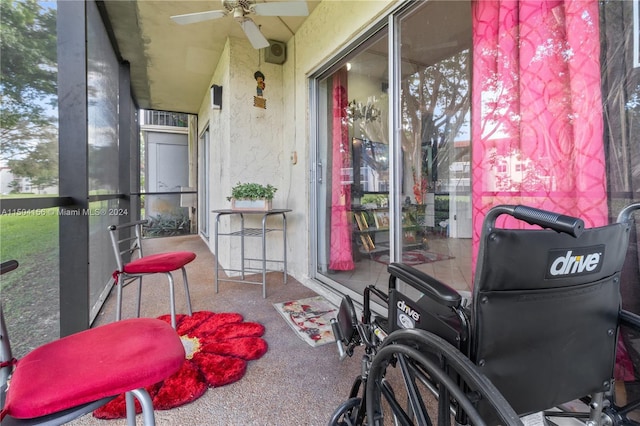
93, 311, 268, 419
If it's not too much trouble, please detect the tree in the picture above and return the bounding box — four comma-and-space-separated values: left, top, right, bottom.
0, 0, 57, 160
7, 135, 58, 192
401, 49, 471, 198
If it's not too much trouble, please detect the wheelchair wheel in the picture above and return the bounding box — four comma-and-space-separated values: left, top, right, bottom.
365, 329, 522, 426
329, 397, 363, 426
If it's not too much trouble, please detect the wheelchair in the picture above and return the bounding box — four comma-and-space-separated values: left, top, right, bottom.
330, 203, 640, 426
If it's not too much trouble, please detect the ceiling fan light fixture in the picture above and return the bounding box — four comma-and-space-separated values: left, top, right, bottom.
233, 8, 245, 20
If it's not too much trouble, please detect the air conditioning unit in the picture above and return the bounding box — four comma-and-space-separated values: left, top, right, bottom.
264, 40, 286, 65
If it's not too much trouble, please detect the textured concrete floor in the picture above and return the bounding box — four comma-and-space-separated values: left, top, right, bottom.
69, 234, 362, 426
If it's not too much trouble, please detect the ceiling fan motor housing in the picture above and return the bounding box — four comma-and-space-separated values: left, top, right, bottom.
171, 1, 308, 51
265, 40, 286, 64
223, 0, 254, 13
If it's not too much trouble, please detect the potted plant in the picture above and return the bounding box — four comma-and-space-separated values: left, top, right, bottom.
227, 182, 277, 211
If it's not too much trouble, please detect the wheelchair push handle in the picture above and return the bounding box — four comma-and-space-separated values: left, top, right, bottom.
487, 205, 584, 238
617, 202, 640, 224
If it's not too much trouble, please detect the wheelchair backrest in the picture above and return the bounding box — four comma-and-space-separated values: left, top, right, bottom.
472, 206, 630, 416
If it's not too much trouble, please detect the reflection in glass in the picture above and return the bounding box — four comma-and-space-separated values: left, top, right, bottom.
398, 0, 472, 291
87, 1, 119, 196
352, 138, 389, 194
86, 1, 120, 322
315, 31, 390, 295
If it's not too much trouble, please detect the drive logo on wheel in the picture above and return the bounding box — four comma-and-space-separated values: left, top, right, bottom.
396, 299, 420, 329
545, 244, 604, 279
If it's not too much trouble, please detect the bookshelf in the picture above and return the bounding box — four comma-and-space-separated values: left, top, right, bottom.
351, 207, 424, 256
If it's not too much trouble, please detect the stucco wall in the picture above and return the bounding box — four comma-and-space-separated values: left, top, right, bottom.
199, 36, 288, 270
197, 1, 396, 288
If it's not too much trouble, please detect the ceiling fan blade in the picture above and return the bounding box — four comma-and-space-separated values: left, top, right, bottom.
240, 19, 270, 49
170, 10, 227, 25
253, 1, 309, 17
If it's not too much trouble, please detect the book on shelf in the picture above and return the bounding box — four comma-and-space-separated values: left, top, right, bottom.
373, 211, 390, 229
360, 212, 369, 228
354, 212, 368, 231
359, 234, 375, 252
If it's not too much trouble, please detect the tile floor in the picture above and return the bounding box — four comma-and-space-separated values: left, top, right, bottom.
327, 236, 473, 297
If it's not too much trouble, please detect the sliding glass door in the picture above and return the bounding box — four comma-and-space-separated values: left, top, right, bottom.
314, 30, 390, 297
397, 1, 473, 290
312, 2, 473, 299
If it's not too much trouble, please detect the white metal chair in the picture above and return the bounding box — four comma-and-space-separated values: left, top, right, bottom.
108, 220, 195, 329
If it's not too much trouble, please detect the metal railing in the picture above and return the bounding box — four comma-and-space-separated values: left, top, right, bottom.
143, 110, 188, 127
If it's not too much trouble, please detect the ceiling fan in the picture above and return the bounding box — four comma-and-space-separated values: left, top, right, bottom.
170, 0, 309, 49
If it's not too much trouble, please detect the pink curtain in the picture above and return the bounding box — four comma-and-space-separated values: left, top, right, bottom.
329, 68, 355, 271
471, 0, 608, 270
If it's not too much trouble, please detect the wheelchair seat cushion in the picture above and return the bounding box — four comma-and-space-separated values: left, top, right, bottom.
122, 251, 196, 274
3, 318, 185, 419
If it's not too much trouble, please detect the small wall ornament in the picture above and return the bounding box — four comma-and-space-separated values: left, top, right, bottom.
253, 70, 266, 109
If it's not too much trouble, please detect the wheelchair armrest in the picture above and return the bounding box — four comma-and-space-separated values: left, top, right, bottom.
388, 263, 462, 308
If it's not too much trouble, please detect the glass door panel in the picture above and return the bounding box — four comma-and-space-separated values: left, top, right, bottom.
397, 1, 472, 292
313, 1, 473, 298
314, 31, 391, 297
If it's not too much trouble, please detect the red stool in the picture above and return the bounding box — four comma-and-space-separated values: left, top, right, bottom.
109, 220, 195, 328
0, 260, 185, 425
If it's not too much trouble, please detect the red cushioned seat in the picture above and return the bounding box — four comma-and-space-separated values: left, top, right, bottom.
123, 251, 196, 274
109, 221, 195, 329
3, 318, 185, 419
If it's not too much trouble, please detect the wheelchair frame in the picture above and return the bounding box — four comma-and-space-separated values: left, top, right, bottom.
330, 203, 640, 426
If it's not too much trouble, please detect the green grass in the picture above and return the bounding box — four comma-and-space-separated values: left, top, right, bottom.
0, 209, 58, 289
0, 208, 60, 356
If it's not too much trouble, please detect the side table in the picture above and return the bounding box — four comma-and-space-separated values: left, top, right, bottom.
212, 209, 291, 298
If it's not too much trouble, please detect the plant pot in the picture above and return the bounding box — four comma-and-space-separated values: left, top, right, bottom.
231, 198, 272, 211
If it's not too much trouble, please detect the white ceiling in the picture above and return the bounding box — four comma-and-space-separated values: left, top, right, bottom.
101, 0, 320, 113
101, 0, 471, 114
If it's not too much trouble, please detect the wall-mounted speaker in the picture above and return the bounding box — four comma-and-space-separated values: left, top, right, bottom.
211, 84, 222, 110
264, 40, 286, 65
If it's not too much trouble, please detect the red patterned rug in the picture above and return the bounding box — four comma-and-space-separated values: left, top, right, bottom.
93, 311, 268, 419
373, 250, 454, 266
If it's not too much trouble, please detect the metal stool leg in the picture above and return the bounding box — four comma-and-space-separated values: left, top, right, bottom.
129, 388, 156, 426
125, 391, 136, 426
133, 388, 156, 426
166, 272, 177, 329
181, 267, 193, 316
136, 276, 143, 318
116, 276, 123, 321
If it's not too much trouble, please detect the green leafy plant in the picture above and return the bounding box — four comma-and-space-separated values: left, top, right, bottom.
227, 182, 277, 201
361, 193, 388, 206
